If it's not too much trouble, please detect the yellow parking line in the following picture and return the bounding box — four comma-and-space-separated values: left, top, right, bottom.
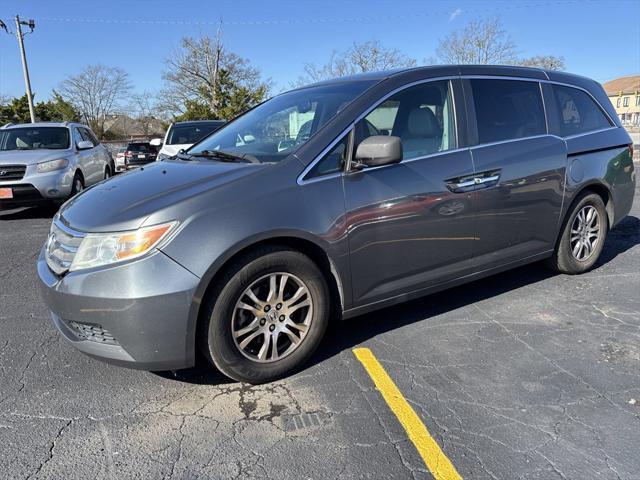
353, 347, 462, 480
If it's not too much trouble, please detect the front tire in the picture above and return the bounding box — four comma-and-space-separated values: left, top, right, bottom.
199, 246, 330, 384
547, 192, 608, 274
70, 172, 84, 198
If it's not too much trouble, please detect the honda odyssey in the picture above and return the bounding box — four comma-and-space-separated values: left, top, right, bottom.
38, 66, 636, 383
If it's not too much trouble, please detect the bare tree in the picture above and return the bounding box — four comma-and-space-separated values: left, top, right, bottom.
59, 65, 131, 137
129, 91, 163, 137
432, 17, 565, 71
434, 17, 517, 65
160, 28, 270, 120
516, 55, 565, 71
299, 40, 416, 84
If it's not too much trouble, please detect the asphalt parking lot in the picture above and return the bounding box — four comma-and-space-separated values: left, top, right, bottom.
1, 182, 639, 480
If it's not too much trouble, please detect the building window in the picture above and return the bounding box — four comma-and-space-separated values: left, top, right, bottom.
623, 96, 629, 107
636, 95, 640, 107
616, 98, 621, 107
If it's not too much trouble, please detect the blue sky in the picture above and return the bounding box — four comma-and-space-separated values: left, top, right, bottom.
1, 0, 639, 102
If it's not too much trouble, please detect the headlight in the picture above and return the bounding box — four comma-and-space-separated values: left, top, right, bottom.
37, 158, 69, 173
69, 222, 178, 271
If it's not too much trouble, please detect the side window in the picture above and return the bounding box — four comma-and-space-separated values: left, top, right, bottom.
354, 80, 456, 161
551, 85, 612, 137
74, 128, 86, 147
470, 79, 546, 144
306, 134, 349, 179
82, 128, 99, 146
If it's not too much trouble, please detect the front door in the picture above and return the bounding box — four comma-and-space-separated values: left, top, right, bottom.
344, 79, 476, 307
463, 78, 566, 270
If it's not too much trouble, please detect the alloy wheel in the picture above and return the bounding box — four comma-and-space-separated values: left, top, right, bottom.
570, 205, 600, 261
232, 272, 313, 363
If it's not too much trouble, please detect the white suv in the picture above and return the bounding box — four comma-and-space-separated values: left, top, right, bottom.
151, 120, 225, 160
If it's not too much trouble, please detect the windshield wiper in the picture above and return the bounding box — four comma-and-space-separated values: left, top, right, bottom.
189, 149, 246, 162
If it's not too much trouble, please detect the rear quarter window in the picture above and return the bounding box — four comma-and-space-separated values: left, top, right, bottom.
470, 79, 546, 144
549, 85, 612, 137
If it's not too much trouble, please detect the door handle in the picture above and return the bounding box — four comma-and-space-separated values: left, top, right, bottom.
475, 174, 500, 185
448, 179, 476, 189
445, 176, 476, 193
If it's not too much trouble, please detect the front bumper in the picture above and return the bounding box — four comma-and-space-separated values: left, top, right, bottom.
0, 165, 73, 206
37, 246, 201, 370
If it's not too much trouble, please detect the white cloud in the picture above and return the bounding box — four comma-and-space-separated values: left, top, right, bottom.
449, 8, 462, 21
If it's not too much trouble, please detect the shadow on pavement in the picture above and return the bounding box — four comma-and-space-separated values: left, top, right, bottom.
596, 215, 640, 266
0, 204, 59, 220
153, 354, 235, 386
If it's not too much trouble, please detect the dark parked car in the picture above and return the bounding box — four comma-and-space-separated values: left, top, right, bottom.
38, 66, 635, 383
123, 142, 157, 169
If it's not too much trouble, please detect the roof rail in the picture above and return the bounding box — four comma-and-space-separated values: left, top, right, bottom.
1, 122, 14, 129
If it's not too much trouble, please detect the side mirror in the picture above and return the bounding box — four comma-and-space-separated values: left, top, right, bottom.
354, 135, 403, 169
150, 138, 163, 147
77, 140, 93, 150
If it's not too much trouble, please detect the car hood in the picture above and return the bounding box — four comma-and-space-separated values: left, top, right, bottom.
160, 144, 191, 157
0, 149, 72, 166
60, 159, 266, 232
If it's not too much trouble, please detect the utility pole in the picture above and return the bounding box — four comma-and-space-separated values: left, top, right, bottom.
14, 16, 36, 123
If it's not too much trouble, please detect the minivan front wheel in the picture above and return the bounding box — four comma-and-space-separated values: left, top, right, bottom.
547, 192, 608, 274
200, 246, 329, 383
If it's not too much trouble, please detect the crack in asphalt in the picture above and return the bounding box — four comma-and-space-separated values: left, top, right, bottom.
26, 419, 72, 480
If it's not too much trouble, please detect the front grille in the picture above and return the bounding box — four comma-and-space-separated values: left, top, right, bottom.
66, 321, 118, 345
45, 216, 85, 275
0, 165, 26, 181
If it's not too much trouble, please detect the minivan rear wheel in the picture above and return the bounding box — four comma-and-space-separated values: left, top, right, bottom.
199, 246, 329, 383
546, 192, 608, 274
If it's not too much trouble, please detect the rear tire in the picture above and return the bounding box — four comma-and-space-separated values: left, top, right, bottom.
546, 192, 608, 274
199, 246, 329, 384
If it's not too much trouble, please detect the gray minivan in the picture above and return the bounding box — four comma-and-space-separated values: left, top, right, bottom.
38, 66, 635, 383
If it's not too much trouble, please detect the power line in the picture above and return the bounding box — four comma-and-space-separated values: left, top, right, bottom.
39, 0, 595, 28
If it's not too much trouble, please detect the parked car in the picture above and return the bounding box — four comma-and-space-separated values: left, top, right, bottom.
38, 66, 635, 383
114, 147, 126, 173
152, 120, 226, 160
122, 141, 157, 169
0, 122, 113, 208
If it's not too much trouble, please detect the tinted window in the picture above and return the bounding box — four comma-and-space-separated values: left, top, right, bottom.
0, 127, 70, 151
551, 85, 612, 137
354, 80, 456, 161
306, 134, 349, 179
471, 79, 546, 144
127, 143, 153, 152
167, 123, 224, 145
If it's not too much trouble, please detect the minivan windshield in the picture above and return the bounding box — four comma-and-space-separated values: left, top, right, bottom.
0, 127, 70, 151
188, 80, 375, 163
